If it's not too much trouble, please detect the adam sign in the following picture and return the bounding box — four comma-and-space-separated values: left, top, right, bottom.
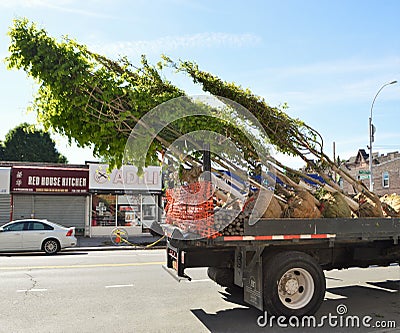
89, 164, 161, 192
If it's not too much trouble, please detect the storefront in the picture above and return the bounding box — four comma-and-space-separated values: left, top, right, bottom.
88, 164, 162, 237
0, 167, 11, 224
10, 166, 89, 235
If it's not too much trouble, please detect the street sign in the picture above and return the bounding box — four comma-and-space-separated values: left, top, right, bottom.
358, 170, 371, 175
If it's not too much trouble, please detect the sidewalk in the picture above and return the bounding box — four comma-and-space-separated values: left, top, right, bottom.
69, 233, 166, 251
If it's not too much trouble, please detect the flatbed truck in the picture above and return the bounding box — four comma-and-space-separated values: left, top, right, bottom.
160, 217, 400, 317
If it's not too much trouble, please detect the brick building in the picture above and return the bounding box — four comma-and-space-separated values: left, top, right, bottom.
340, 149, 400, 195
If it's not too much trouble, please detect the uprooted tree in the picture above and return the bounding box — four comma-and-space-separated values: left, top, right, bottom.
6, 18, 391, 220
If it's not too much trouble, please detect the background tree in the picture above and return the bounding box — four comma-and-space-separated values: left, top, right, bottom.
1, 123, 67, 163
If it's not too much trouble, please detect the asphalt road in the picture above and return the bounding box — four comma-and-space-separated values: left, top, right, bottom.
0, 249, 398, 333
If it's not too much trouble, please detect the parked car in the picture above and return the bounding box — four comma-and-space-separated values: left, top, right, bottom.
0, 219, 77, 254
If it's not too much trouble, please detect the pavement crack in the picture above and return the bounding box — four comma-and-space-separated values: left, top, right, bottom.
24, 272, 38, 296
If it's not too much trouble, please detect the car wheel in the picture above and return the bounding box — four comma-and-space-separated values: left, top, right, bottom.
263, 251, 325, 317
43, 239, 60, 255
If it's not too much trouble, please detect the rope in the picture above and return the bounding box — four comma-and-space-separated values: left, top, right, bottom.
110, 228, 165, 248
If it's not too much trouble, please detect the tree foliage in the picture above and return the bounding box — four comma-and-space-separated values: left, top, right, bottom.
1, 123, 67, 163
5, 18, 378, 203
6, 19, 268, 171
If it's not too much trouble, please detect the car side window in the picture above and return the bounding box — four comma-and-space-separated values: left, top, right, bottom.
43, 223, 53, 230
31, 222, 53, 231
4, 222, 26, 232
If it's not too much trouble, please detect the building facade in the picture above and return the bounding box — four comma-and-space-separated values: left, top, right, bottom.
341, 149, 400, 195
0, 162, 162, 237
10, 165, 90, 233
88, 163, 162, 237
0, 167, 11, 223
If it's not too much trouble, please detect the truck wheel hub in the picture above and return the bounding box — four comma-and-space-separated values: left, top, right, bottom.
278, 268, 315, 309
284, 276, 299, 295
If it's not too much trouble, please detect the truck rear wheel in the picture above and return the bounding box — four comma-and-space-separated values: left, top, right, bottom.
263, 251, 325, 317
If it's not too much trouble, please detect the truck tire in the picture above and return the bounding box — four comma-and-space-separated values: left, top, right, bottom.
263, 251, 325, 317
207, 267, 234, 288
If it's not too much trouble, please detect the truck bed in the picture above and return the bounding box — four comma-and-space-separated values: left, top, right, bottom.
163, 217, 400, 248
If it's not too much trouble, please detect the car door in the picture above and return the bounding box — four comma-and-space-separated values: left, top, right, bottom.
0, 221, 26, 251
23, 221, 54, 250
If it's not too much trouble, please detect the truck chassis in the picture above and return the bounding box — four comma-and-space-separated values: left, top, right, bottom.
162, 218, 400, 316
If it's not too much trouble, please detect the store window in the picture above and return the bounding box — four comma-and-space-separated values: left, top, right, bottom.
91, 193, 158, 228
382, 172, 390, 188
92, 194, 117, 227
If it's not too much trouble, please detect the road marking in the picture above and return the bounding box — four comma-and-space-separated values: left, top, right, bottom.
89, 253, 164, 258
17, 289, 47, 293
105, 284, 134, 288
0, 262, 166, 271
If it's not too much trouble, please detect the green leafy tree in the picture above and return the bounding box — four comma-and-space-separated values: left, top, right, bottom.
4, 18, 260, 171
0, 144, 4, 160
5, 18, 379, 205
2, 123, 67, 163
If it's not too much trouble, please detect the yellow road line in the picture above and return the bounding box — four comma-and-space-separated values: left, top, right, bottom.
0, 261, 166, 270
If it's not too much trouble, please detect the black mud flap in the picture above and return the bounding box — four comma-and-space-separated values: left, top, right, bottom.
240, 247, 264, 311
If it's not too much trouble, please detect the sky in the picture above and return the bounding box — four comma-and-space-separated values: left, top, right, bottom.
0, 0, 399, 168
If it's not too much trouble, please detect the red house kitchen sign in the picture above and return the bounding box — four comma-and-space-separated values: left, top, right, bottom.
11, 166, 89, 194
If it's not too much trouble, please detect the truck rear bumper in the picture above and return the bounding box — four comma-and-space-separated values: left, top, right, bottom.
166, 240, 235, 280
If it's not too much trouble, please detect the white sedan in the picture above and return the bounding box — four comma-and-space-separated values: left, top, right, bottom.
0, 219, 77, 254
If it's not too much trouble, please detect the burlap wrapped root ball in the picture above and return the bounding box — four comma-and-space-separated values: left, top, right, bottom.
179, 166, 202, 184
380, 193, 400, 217
262, 195, 283, 218
283, 189, 322, 218
243, 190, 283, 219
354, 193, 384, 217
320, 192, 352, 218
